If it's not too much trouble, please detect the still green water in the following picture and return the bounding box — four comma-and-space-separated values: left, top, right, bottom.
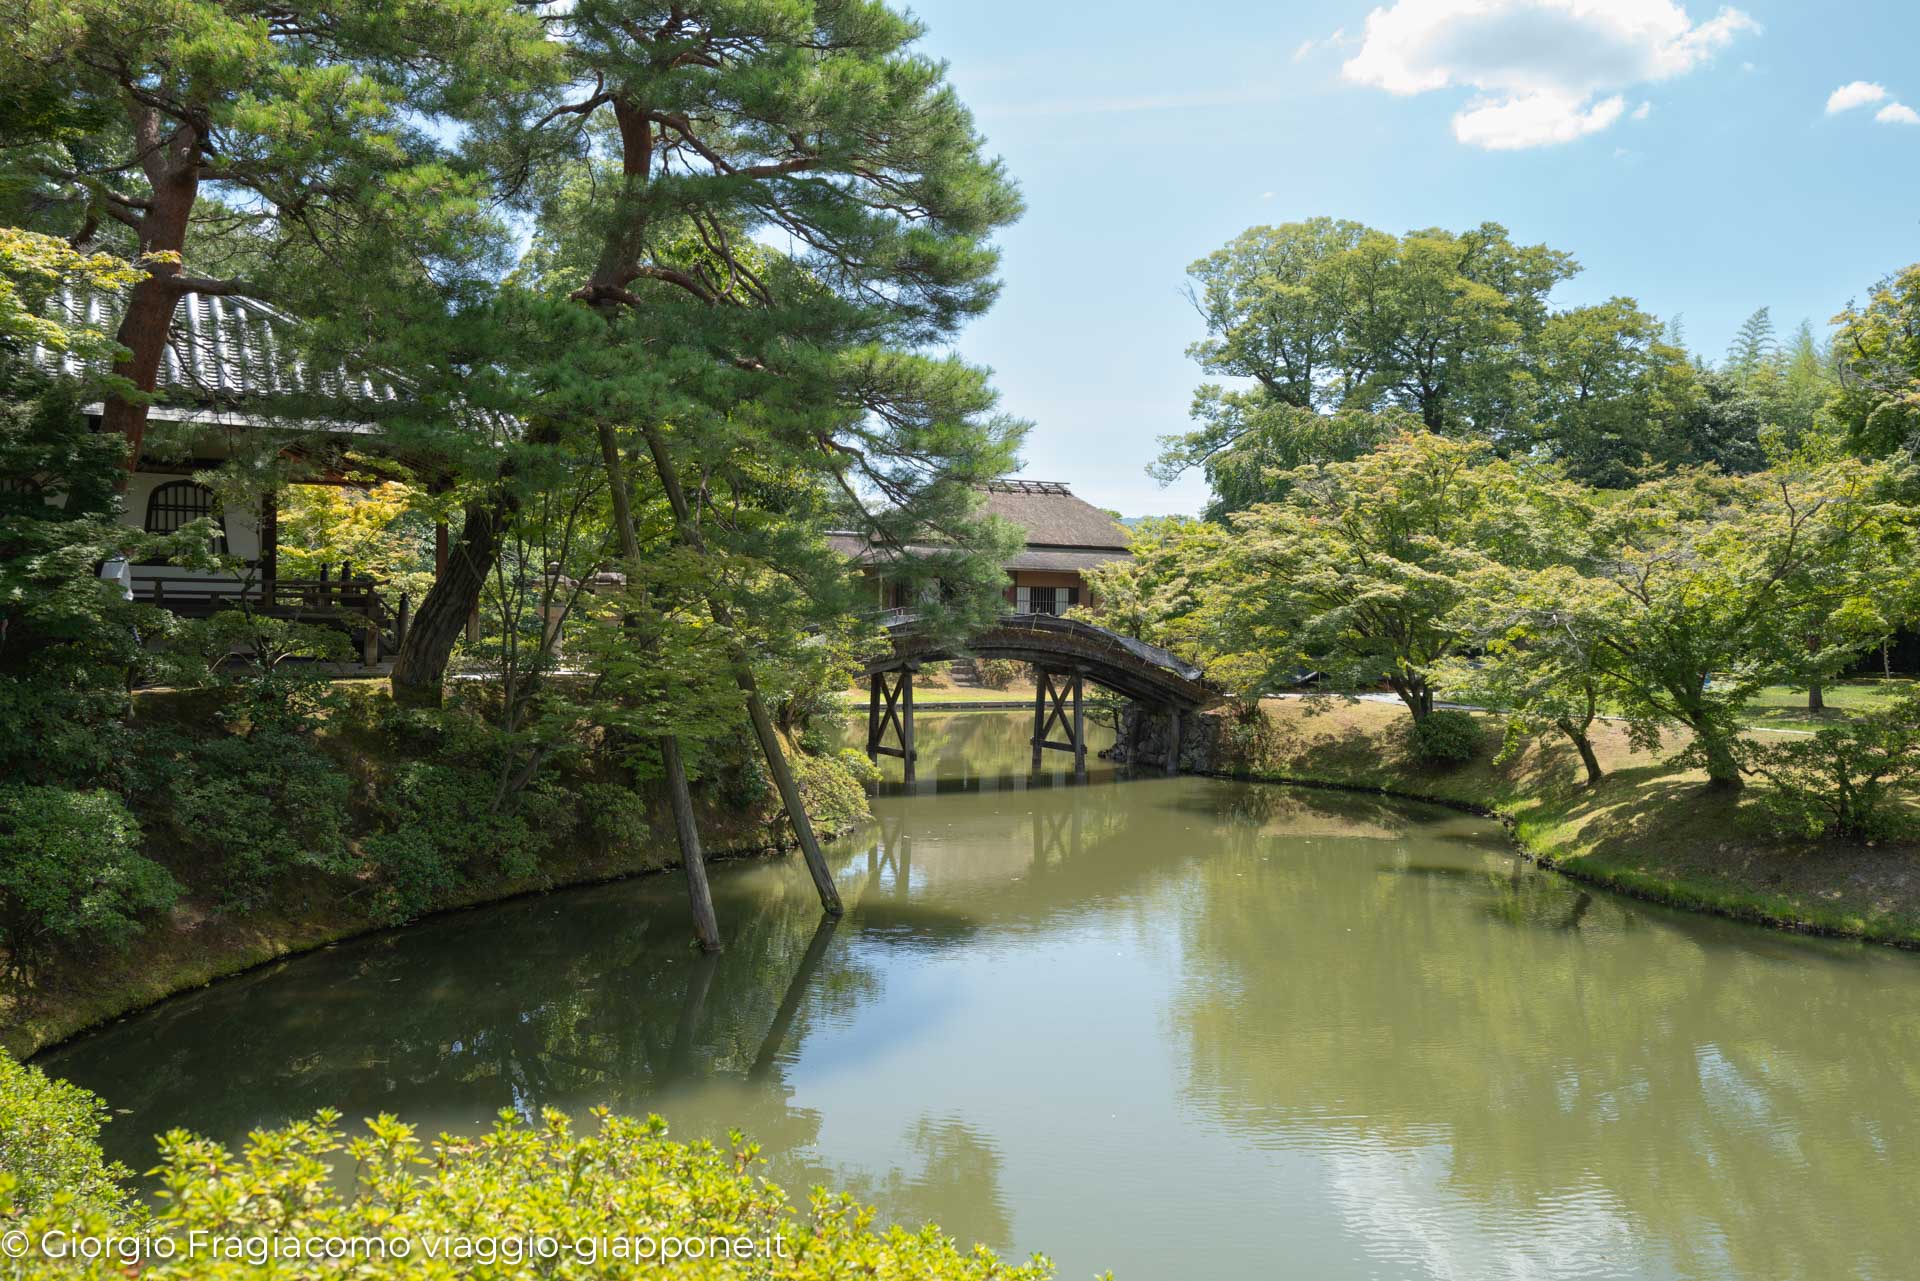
41, 711, 1920, 1280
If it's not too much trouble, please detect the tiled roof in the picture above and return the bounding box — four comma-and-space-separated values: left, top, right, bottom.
32, 288, 400, 413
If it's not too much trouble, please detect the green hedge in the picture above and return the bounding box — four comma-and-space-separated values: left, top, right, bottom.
0, 1100, 1059, 1279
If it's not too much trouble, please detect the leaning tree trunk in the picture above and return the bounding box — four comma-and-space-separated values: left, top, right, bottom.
389, 496, 507, 707
1558, 718, 1604, 786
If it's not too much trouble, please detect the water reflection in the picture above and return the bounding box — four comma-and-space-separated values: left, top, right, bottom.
39, 712, 1920, 1280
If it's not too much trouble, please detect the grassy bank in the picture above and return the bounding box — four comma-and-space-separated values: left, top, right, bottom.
4, 686, 871, 1061
1206, 698, 1920, 947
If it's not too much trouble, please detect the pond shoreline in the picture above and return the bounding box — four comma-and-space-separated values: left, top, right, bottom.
1163, 700, 1920, 950
12, 829, 842, 1063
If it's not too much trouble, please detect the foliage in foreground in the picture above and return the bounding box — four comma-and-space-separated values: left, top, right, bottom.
0, 1052, 129, 1220
0, 1105, 1057, 1280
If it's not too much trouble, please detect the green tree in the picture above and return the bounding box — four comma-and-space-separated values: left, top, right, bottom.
1831, 264, 1920, 458
1725, 306, 1778, 381
1073, 515, 1228, 647
1451, 562, 1619, 785
1195, 432, 1552, 722
1528, 297, 1694, 487
0, 0, 553, 479
1581, 463, 1907, 788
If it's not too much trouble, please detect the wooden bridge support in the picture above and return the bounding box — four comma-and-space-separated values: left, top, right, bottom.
866, 666, 918, 784
1030, 668, 1088, 780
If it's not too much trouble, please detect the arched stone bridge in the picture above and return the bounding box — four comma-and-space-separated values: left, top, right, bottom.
858, 612, 1219, 782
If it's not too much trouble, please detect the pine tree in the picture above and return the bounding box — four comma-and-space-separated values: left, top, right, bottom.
1725, 307, 1777, 381
0, 0, 555, 481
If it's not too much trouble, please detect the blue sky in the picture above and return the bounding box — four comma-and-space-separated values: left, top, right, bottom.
904, 0, 1920, 516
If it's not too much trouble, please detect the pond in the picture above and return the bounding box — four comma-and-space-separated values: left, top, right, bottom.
41, 711, 1920, 1279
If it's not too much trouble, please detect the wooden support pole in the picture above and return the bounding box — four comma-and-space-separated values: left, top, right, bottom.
662, 734, 721, 952
592, 420, 719, 950
641, 423, 841, 918
901, 666, 916, 785
1071, 670, 1086, 780
1166, 707, 1182, 776
361, 591, 380, 667
867, 672, 883, 760
1031, 672, 1047, 771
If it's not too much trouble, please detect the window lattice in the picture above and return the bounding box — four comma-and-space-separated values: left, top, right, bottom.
144, 481, 227, 553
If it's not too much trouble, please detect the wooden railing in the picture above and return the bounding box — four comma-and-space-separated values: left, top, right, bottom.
133, 562, 409, 665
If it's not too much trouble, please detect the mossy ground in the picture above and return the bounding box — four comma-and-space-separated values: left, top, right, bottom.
1211, 697, 1920, 947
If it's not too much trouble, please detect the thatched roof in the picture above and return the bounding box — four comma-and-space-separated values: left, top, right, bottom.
827, 480, 1132, 569
976, 480, 1130, 551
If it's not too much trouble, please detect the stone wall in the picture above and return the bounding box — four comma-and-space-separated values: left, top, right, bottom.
1106, 704, 1224, 773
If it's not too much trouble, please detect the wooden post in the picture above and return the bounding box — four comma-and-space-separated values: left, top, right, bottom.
1071, 670, 1086, 779
317, 562, 328, 610
361, 591, 380, 667
1165, 707, 1182, 776
867, 672, 883, 760
640, 422, 840, 917
662, 734, 721, 952
259, 490, 277, 605
1031, 671, 1047, 771
901, 665, 916, 785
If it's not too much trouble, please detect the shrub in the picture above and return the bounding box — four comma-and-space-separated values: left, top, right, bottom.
577, 781, 655, 853
0, 1052, 130, 1218
788, 751, 875, 833
1732, 694, 1920, 839
366, 762, 575, 921
166, 728, 352, 903
1, 1107, 1060, 1279
360, 827, 466, 923
0, 786, 178, 976
973, 658, 1022, 690
1407, 710, 1481, 765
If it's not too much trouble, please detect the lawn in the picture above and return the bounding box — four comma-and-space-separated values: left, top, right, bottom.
1739, 676, 1916, 728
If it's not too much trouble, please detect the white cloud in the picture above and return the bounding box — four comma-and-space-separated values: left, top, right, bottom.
1632, 100, 1653, 120
1826, 81, 1889, 113
1294, 27, 1349, 62
1342, 0, 1759, 149
1455, 90, 1626, 148
1877, 102, 1920, 126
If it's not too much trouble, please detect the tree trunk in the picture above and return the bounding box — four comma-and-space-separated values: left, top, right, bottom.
1696, 731, 1744, 791
1808, 680, 1826, 714
389, 496, 507, 706
1558, 718, 1604, 786
104, 110, 201, 487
